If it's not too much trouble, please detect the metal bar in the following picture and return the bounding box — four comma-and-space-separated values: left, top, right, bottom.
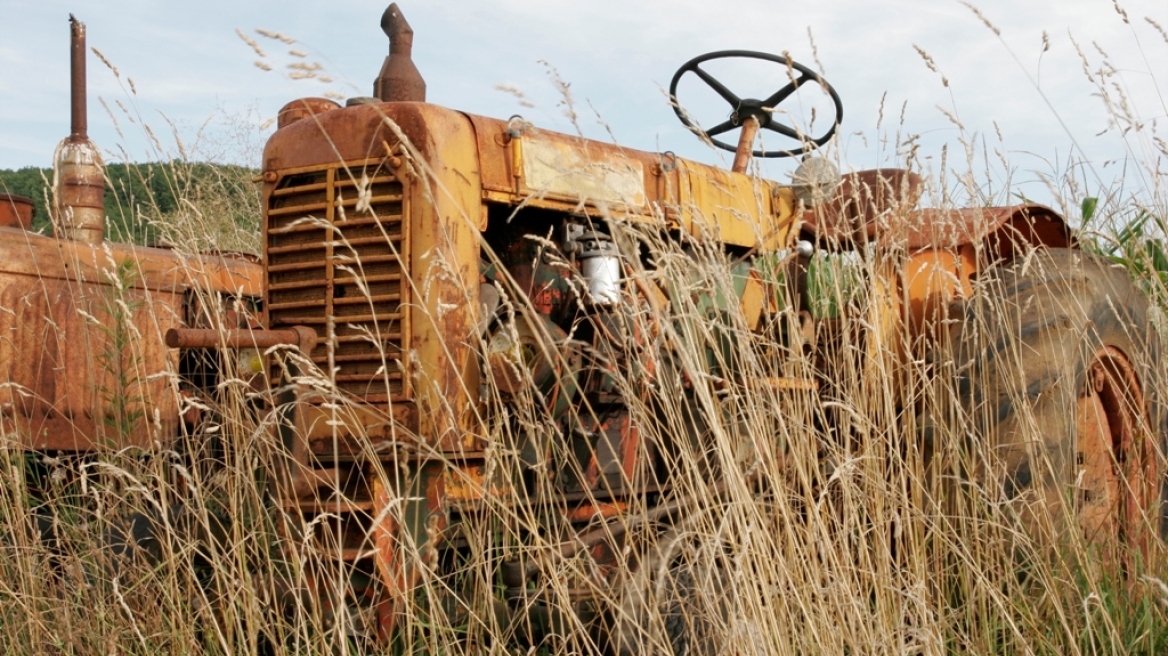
731, 115, 760, 174
164, 326, 317, 352
69, 15, 87, 142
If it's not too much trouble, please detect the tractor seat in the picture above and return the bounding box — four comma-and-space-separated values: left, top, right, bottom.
799, 168, 923, 248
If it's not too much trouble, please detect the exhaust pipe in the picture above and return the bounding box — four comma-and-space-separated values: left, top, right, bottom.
373, 3, 426, 102
54, 14, 105, 244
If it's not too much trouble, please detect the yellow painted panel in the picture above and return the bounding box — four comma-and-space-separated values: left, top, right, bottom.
678, 162, 794, 251
522, 136, 646, 207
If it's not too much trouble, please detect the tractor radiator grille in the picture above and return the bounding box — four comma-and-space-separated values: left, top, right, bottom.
265, 161, 409, 402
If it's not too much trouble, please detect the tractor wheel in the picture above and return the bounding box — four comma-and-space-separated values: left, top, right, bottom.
953, 249, 1165, 560
614, 521, 733, 656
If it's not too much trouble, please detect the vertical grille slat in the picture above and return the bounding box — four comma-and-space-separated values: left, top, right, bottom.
266, 160, 409, 402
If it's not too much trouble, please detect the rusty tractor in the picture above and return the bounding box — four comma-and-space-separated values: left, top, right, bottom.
5, 6, 1164, 655
0, 18, 261, 459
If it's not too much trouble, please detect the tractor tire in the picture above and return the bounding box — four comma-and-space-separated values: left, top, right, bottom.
614, 522, 733, 656
953, 248, 1166, 557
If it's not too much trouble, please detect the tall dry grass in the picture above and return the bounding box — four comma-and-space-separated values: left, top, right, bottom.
1, 7, 1166, 656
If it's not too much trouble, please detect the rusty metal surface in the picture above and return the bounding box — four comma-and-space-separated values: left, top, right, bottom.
374, 3, 425, 102
440, 463, 504, 503
0, 227, 261, 451
0, 267, 181, 450
0, 227, 262, 293
264, 160, 410, 403
68, 15, 88, 143
901, 205, 1072, 343
277, 97, 341, 130
54, 14, 106, 244
464, 112, 800, 252
903, 204, 1071, 253
578, 412, 642, 492
900, 205, 1069, 342
165, 326, 317, 351
263, 102, 483, 451
302, 402, 412, 445
800, 168, 1071, 260
371, 460, 448, 638
0, 14, 265, 453
800, 171, 1072, 344
730, 115, 761, 174
566, 501, 628, 524
799, 168, 923, 247
678, 159, 797, 249
904, 244, 977, 340
0, 194, 34, 230
1075, 347, 1159, 562
265, 100, 800, 255
54, 141, 106, 243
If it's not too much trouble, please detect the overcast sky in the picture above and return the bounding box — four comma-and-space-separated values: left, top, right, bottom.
1, 0, 1164, 210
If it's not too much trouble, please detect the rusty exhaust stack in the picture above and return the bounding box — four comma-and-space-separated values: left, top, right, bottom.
54, 14, 105, 244
373, 3, 426, 102
69, 15, 88, 144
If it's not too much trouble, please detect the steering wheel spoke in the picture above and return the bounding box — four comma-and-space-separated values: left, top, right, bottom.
762, 73, 810, 108
669, 50, 843, 159
705, 119, 738, 137
761, 121, 801, 140
690, 65, 742, 106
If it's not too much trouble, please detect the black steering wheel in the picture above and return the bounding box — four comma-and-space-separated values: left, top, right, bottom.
669, 50, 843, 158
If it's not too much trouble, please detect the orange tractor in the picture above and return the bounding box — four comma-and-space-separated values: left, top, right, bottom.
170, 4, 1160, 648
5, 6, 1162, 654
0, 17, 262, 456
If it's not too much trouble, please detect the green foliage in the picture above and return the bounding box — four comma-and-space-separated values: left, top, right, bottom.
1081, 196, 1098, 227
0, 166, 52, 225
1078, 198, 1168, 313
94, 259, 147, 443
0, 162, 259, 248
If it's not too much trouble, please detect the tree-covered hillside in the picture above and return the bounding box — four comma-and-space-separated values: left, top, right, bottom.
0, 162, 260, 251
